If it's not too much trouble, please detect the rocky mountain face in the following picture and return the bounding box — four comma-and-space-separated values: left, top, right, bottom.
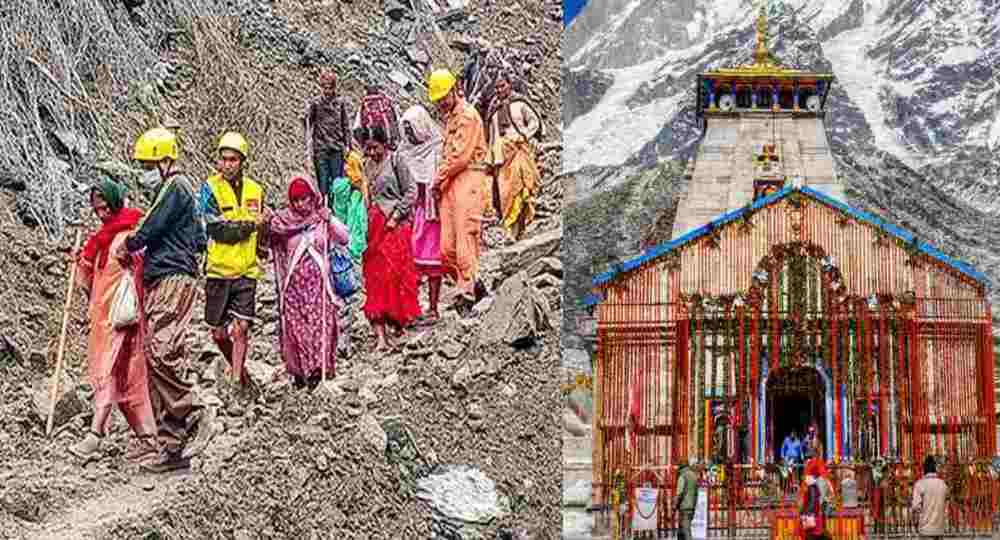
564, 0, 1000, 172
561, 0, 1000, 352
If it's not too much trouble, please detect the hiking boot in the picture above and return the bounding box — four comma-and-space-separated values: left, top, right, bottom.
68, 430, 104, 461
124, 435, 159, 464
140, 448, 190, 473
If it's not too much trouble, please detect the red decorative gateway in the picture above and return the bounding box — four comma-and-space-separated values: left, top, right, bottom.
587, 187, 999, 535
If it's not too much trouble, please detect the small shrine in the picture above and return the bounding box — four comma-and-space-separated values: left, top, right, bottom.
753, 143, 785, 200
696, 6, 834, 116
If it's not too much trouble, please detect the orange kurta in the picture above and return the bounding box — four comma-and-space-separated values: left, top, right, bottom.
436, 97, 489, 295
76, 232, 153, 421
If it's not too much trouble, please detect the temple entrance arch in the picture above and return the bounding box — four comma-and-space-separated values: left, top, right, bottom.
759, 362, 833, 462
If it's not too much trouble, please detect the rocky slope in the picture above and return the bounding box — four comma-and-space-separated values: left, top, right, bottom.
0, 0, 564, 538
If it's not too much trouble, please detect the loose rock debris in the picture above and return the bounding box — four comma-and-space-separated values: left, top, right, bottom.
0, 0, 563, 537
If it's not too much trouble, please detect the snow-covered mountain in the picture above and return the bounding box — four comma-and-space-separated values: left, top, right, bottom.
563, 0, 1000, 175
560, 0, 1000, 346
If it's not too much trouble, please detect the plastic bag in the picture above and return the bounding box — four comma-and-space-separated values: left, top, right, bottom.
329, 244, 360, 299
111, 270, 139, 329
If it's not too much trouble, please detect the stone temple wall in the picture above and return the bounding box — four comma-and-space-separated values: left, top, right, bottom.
672, 113, 843, 239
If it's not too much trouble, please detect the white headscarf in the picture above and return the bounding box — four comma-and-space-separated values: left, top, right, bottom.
397, 105, 442, 186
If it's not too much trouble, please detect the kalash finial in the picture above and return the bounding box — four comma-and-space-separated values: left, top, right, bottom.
754, 1, 771, 65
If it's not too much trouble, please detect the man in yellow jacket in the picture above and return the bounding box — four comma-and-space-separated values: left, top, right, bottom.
198, 132, 267, 388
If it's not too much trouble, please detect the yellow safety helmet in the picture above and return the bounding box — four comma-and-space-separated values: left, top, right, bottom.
427, 69, 457, 103
133, 127, 178, 162
218, 131, 249, 159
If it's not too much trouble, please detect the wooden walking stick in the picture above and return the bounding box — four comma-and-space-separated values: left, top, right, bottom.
321, 224, 328, 384
46, 228, 83, 438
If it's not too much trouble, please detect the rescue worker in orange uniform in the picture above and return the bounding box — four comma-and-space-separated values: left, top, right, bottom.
427, 69, 489, 313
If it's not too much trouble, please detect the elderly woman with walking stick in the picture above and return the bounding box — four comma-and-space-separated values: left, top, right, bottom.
68, 178, 158, 464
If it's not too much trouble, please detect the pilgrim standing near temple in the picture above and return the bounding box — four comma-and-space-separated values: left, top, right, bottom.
803, 424, 820, 458
359, 125, 421, 349
329, 142, 369, 357
115, 127, 205, 472
912, 456, 948, 540
674, 458, 699, 540
798, 460, 828, 540
484, 70, 543, 241
397, 104, 445, 322
803, 454, 835, 517
266, 176, 349, 388
427, 68, 490, 314
782, 431, 803, 466
199, 132, 267, 389
305, 70, 353, 203
69, 179, 158, 464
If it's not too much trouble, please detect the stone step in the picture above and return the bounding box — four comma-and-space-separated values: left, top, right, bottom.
563, 461, 593, 484
563, 433, 593, 462
562, 508, 594, 539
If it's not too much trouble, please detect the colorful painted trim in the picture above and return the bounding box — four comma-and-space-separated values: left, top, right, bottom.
590, 186, 989, 289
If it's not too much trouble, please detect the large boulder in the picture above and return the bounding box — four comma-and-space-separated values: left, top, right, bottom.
478, 271, 552, 350
563, 408, 588, 437
417, 465, 508, 538
485, 228, 561, 279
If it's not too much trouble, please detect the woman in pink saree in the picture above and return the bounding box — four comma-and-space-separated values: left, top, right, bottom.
266, 176, 350, 388
69, 178, 158, 463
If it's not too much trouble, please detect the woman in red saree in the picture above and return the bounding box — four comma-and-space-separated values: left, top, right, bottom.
798, 459, 830, 540
69, 178, 157, 463
267, 176, 350, 388
359, 125, 421, 350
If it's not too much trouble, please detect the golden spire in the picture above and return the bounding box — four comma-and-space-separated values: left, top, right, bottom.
754, 1, 770, 65
701, 0, 834, 78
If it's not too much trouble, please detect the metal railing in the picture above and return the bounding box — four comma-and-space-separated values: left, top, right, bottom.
594, 461, 1000, 539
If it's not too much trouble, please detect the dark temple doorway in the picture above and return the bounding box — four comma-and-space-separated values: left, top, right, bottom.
767, 367, 826, 462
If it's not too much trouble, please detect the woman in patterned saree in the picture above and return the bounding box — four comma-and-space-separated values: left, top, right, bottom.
267, 176, 350, 388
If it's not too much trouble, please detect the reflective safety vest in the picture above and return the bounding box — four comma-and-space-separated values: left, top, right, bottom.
205, 174, 263, 280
